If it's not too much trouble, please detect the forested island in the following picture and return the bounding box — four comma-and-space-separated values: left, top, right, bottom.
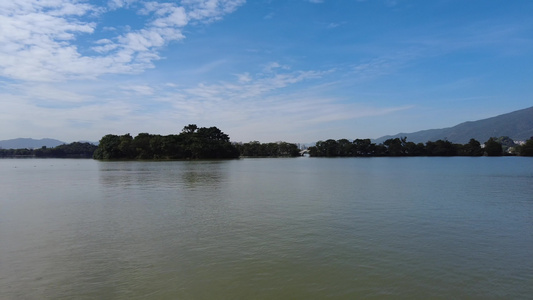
92, 125, 302, 159
0, 125, 300, 159
307, 136, 533, 157
93, 125, 241, 159
1, 125, 533, 158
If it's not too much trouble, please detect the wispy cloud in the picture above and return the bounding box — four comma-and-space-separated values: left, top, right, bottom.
0, 56, 413, 141
188, 59, 229, 76
2, 0, 526, 143
0, 0, 245, 82
263, 62, 290, 73
145, 67, 410, 141
348, 48, 422, 82
235, 72, 252, 83
326, 22, 341, 29
120, 84, 155, 95
263, 12, 274, 20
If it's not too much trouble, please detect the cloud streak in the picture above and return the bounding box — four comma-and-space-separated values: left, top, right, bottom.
2, 1, 529, 143
0, 62, 410, 142
146, 67, 411, 141
0, 0, 245, 82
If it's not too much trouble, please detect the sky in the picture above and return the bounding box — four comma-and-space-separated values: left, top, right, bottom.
0, 0, 532, 143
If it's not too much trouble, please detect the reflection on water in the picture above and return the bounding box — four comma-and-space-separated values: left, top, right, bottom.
0, 157, 532, 299
98, 160, 226, 191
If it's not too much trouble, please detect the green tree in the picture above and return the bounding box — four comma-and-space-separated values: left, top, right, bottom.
197, 127, 230, 142
93, 134, 122, 159
384, 137, 406, 156
353, 139, 374, 156
133, 133, 154, 159
404, 142, 425, 156
149, 135, 164, 159
426, 140, 457, 156
162, 135, 184, 158
54, 142, 97, 158
118, 134, 134, 158
314, 139, 339, 157
182, 124, 198, 134
484, 137, 503, 156
337, 139, 353, 156
307, 145, 318, 157
93, 125, 238, 160
518, 138, 533, 156
460, 138, 483, 156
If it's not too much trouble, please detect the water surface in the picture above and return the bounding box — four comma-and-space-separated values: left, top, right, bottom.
1, 157, 532, 299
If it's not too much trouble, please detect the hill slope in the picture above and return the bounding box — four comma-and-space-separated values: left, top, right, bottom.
374, 106, 533, 144
0, 138, 65, 149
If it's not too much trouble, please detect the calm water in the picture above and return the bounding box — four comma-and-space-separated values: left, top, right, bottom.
0, 157, 532, 299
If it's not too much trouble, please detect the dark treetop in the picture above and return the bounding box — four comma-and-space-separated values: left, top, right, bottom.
93, 125, 240, 160
307, 136, 533, 157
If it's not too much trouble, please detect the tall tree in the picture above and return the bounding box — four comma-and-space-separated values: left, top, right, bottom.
484, 137, 503, 156
460, 138, 483, 156
93, 134, 122, 159
518, 138, 533, 156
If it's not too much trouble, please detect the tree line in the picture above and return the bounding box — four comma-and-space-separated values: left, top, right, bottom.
307, 136, 533, 157
234, 141, 301, 157
92, 125, 302, 159
93, 125, 240, 159
0, 125, 301, 159
2, 128, 532, 159
0, 142, 97, 158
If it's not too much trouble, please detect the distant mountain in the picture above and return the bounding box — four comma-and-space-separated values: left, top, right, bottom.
374, 106, 533, 144
0, 138, 65, 149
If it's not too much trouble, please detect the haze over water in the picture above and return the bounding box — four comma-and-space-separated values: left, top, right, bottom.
1, 157, 532, 299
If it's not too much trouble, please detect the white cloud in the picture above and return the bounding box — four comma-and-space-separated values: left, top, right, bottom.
350, 49, 422, 81
144, 67, 409, 142
263, 12, 274, 20
25, 84, 91, 103
327, 22, 342, 29
0, 60, 411, 142
120, 84, 155, 95
0, 0, 245, 82
183, 0, 245, 23
151, 6, 188, 27
107, 0, 139, 10
263, 62, 290, 73
188, 59, 228, 75
236, 72, 252, 83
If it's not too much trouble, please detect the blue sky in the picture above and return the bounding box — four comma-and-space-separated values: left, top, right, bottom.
0, 0, 531, 143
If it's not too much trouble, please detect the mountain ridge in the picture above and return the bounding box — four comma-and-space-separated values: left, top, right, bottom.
2, 106, 532, 148
0, 138, 66, 149
374, 106, 533, 144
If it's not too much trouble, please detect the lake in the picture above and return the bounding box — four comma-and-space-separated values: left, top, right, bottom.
1, 157, 532, 299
